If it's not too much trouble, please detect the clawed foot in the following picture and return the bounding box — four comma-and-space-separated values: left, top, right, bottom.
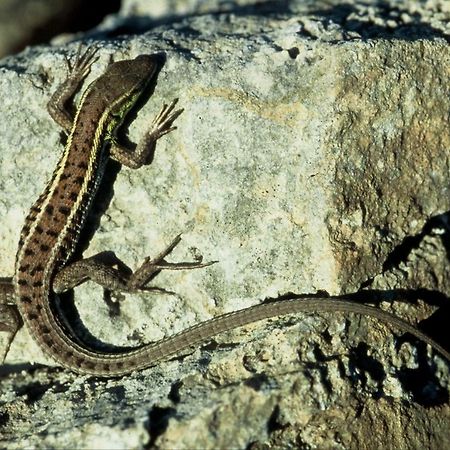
110, 98, 184, 168
103, 234, 215, 313
48, 44, 99, 131
147, 99, 184, 141
128, 234, 217, 291
66, 44, 99, 82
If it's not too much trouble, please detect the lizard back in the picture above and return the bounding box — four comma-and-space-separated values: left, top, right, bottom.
13, 54, 158, 374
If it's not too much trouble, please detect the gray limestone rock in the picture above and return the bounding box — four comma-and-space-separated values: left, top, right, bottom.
0, 0, 449, 448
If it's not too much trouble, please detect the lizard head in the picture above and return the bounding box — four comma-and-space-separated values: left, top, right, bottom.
98, 54, 159, 132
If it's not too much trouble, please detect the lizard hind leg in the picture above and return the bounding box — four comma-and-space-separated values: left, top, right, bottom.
52, 235, 216, 295
0, 279, 22, 363
0, 305, 22, 363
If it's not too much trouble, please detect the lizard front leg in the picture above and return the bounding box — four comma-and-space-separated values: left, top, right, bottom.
48, 45, 99, 132
110, 98, 183, 168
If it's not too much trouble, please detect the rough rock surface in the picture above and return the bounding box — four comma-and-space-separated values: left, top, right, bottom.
0, 0, 449, 448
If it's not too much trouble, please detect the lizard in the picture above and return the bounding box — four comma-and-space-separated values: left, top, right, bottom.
0, 46, 448, 377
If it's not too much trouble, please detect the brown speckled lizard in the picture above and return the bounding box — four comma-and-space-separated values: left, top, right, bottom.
0, 46, 448, 377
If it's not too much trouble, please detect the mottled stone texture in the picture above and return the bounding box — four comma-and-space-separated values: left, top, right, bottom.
331, 40, 450, 289
0, 0, 449, 449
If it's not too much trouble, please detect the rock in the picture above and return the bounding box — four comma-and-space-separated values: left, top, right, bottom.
0, 0, 449, 448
